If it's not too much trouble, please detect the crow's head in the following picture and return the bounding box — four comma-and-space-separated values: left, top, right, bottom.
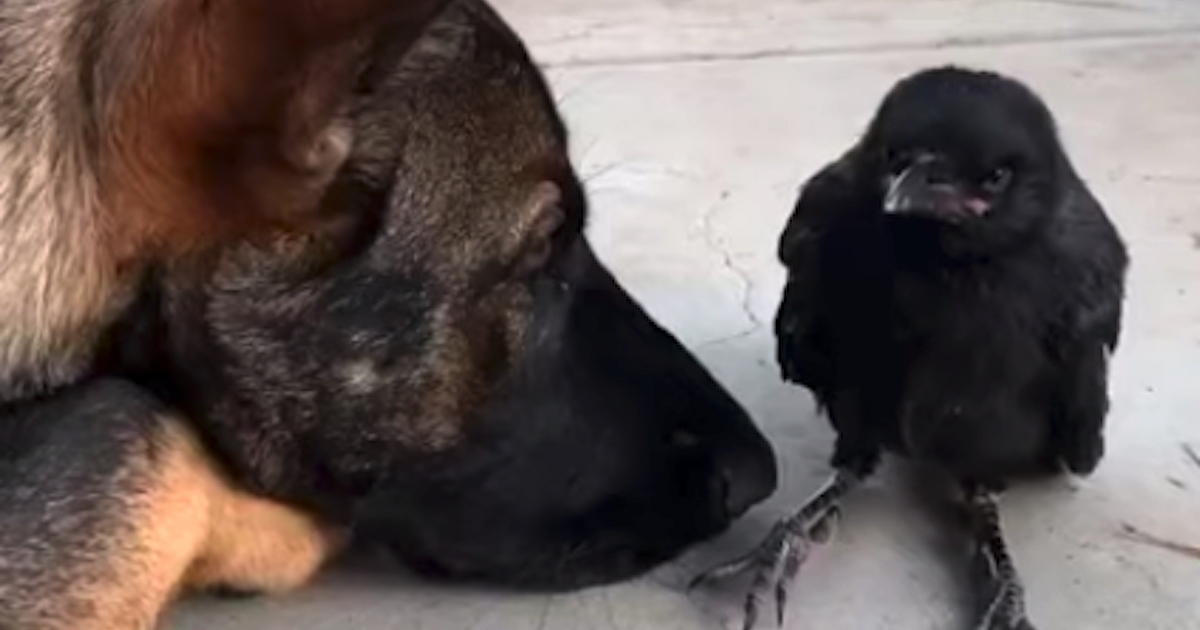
861, 66, 1068, 252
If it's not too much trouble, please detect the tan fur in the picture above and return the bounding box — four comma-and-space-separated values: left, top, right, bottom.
29, 416, 344, 630
180, 419, 349, 594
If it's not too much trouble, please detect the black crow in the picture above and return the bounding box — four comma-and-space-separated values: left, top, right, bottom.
692, 66, 1129, 630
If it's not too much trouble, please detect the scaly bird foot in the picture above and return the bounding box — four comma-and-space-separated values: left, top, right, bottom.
689, 506, 839, 630
967, 488, 1037, 630
973, 542, 1036, 630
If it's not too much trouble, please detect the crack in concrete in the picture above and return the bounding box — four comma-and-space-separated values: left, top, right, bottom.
696, 194, 765, 348
540, 24, 1200, 69
534, 596, 552, 630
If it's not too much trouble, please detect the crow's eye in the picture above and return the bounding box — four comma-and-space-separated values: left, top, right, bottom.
882, 147, 909, 173
981, 167, 1013, 194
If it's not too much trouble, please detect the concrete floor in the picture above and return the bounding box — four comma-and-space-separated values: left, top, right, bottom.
170, 1, 1200, 628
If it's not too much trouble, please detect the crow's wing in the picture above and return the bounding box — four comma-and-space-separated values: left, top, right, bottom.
774, 148, 862, 400
1047, 186, 1129, 476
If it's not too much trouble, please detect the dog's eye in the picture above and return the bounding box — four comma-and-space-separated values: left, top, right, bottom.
981, 167, 1013, 194
511, 182, 567, 278
520, 238, 554, 275
516, 202, 565, 277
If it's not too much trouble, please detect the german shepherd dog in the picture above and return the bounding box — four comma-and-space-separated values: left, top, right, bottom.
0, 1, 779, 628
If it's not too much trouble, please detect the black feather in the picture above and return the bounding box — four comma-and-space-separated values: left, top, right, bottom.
775, 64, 1129, 485
692, 66, 1128, 629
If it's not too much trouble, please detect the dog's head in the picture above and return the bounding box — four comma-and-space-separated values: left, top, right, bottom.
110, 0, 776, 589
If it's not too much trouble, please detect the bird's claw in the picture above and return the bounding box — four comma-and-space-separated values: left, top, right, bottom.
972, 544, 1037, 630
690, 508, 838, 630
975, 584, 1036, 630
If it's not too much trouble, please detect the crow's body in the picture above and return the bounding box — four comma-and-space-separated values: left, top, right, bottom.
694, 67, 1128, 630
797, 158, 1121, 482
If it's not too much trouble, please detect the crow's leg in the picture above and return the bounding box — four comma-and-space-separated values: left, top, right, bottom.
965, 484, 1038, 630
690, 469, 859, 630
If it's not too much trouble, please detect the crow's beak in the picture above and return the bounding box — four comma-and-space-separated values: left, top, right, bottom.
884, 162, 929, 215
883, 154, 987, 221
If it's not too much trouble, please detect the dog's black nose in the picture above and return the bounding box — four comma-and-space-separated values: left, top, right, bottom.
675, 425, 776, 519
715, 437, 777, 519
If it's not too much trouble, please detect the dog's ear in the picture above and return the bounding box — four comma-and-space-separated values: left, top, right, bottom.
102, 0, 448, 259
